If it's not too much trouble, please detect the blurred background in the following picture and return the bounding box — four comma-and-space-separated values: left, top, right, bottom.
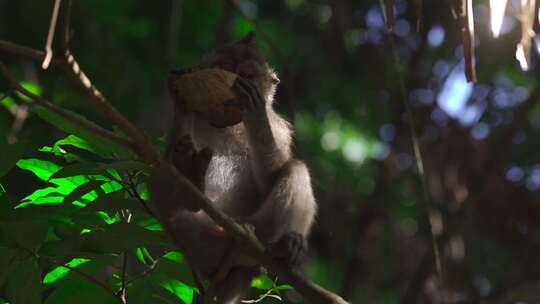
2, 0, 540, 303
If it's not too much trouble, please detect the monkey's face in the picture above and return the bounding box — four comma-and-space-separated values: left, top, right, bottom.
199, 34, 279, 103
180, 33, 280, 152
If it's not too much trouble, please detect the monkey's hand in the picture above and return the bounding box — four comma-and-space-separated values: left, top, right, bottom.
231, 77, 268, 123
267, 232, 308, 269
232, 77, 289, 194
169, 136, 212, 192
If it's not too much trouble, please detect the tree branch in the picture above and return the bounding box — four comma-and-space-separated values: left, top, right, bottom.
0, 62, 134, 151
56, 1, 159, 163
0, 2, 349, 301
41, 0, 62, 69
0, 40, 63, 64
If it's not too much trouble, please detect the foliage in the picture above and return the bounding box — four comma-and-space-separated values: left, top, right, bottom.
3, 0, 540, 303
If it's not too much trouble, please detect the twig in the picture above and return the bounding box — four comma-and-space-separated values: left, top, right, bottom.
388, 34, 442, 277
381, 0, 395, 32
125, 258, 160, 286
462, 0, 477, 82
0, 40, 62, 64
17, 241, 120, 303
54, 256, 124, 304
191, 269, 206, 298
0, 62, 134, 150
59, 49, 159, 162
118, 252, 128, 304
56, 0, 159, 164
126, 171, 156, 217
415, 0, 423, 32
7, 103, 28, 144
241, 287, 282, 303
42, 0, 62, 69
203, 247, 241, 304
17, 241, 121, 303
118, 210, 132, 304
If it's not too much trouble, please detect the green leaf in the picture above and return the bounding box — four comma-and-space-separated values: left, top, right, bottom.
82, 191, 141, 214
96, 211, 119, 224
82, 222, 170, 254
31, 104, 132, 159
160, 279, 194, 304
48, 160, 148, 181
153, 259, 194, 287
0, 220, 48, 252
100, 160, 150, 173
44, 279, 118, 304
16, 158, 61, 181
3, 204, 80, 223
275, 284, 293, 291
128, 278, 185, 304
163, 251, 183, 264
48, 162, 105, 180
43, 258, 91, 284
17, 81, 42, 101
54, 135, 104, 156
5, 258, 42, 304
251, 275, 274, 290
16, 169, 99, 207
135, 247, 156, 265
137, 217, 163, 231
63, 180, 106, 205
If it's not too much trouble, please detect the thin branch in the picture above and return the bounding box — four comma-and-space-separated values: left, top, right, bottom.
118, 209, 131, 304
59, 50, 159, 162
462, 0, 477, 82
126, 171, 156, 218
388, 34, 443, 278
125, 258, 159, 286
0, 62, 134, 150
118, 252, 128, 304
191, 269, 206, 298
56, 0, 159, 163
42, 0, 62, 69
44, 257, 121, 303
415, 0, 423, 32
0, 40, 62, 64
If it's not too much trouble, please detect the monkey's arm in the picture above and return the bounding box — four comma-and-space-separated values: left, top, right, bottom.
233, 78, 291, 194
233, 78, 316, 267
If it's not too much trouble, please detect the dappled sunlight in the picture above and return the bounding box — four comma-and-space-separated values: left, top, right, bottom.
490, 0, 509, 37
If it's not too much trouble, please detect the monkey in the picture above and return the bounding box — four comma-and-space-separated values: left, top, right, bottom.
149, 33, 317, 303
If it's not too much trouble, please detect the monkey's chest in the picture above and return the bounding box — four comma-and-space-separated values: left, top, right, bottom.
203, 154, 255, 203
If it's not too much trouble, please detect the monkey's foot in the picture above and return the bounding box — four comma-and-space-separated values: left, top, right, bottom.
267, 232, 308, 269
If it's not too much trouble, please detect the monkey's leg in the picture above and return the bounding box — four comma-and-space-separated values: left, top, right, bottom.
249, 159, 317, 266
214, 267, 257, 304
149, 165, 233, 275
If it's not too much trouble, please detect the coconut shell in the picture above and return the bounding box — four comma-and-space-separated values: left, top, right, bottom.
172, 68, 242, 128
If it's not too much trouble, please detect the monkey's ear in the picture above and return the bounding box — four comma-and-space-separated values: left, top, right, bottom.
238, 31, 255, 44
